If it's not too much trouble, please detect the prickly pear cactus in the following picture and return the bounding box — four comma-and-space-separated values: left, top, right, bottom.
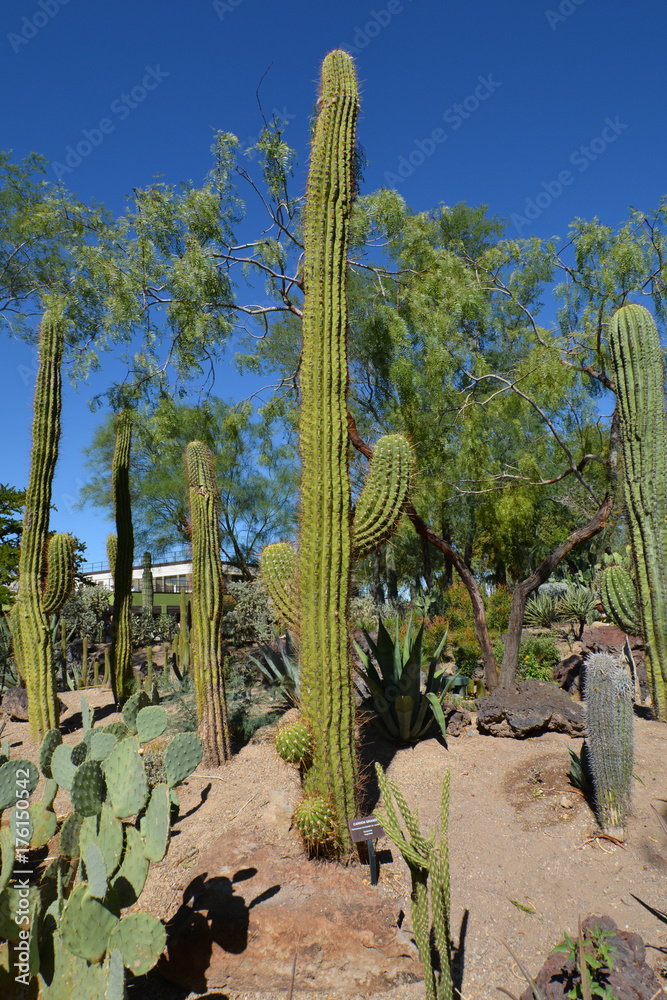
0, 708, 203, 995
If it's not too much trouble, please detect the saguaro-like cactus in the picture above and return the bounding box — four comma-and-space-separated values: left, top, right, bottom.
141, 551, 154, 613
584, 651, 634, 837
608, 303, 667, 719
13, 305, 74, 738
261, 52, 413, 849
185, 440, 231, 766
109, 411, 134, 705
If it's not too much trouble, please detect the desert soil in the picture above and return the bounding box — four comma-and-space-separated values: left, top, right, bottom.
2, 686, 667, 1000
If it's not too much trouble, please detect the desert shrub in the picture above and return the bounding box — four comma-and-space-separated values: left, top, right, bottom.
452, 623, 481, 677
421, 615, 450, 663
350, 593, 384, 632
133, 608, 178, 646
441, 581, 475, 632
224, 580, 276, 646
486, 585, 512, 634
517, 633, 560, 681
60, 582, 113, 641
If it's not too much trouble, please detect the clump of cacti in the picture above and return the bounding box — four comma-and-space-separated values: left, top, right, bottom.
141, 551, 154, 614
12, 303, 76, 739
608, 303, 667, 719
185, 440, 231, 766
108, 410, 135, 705
260, 51, 413, 851
0, 693, 202, 995
375, 763, 453, 1000
584, 651, 634, 838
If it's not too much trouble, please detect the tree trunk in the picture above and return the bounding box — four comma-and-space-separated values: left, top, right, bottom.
441, 517, 453, 589
371, 547, 385, 604
498, 491, 615, 689
386, 544, 399, 602
421, 533, 433, 592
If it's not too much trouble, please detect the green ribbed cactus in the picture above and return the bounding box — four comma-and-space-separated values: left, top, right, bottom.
375, 764, 453, 1000
600, 563, 640, 635
141, 551, 154, 614
260, 51, 413, 850
584, 652, 634, 838
13, 304, 71, 738
185, 440, 231, 766
109, 410, 134, 706
609, 303, 667, 719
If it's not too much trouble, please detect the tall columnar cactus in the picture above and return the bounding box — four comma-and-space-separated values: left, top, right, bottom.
109, 411, 134, 705
600, 563, 640, 636
608, 303, 667, 719
260, 51, 413, 849
141, 551, 154, 613
584, 652, 634, 837
13, 305, 71, 738
185, 441, 231, 766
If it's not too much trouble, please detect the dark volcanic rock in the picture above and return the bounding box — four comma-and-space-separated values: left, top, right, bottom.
476, 679, 584, 737
445, 708, 472, 736
553, 654, 584, 694
0, 687, 67, 721
519, 914, 666, 1000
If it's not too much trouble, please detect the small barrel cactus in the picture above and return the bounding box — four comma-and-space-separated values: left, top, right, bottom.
293, 795, 338, 854
275, 720, 313, 767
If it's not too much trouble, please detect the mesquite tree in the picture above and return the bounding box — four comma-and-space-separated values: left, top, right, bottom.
185, 440, 231, 766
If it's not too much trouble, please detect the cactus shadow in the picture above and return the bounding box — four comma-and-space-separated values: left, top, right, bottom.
158, 869, 281, 993
59, 701, 117, 735
356, 719, 403, 815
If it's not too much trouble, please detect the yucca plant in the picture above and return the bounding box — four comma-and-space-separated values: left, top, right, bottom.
556, 586, 596, 640
354, 615, 466, 742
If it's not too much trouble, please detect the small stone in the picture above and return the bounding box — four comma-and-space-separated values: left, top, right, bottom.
560, 795, 574, 809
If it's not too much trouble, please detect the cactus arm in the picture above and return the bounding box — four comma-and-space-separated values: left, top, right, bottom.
600, 564, 640, 635
609, 303, 667, 718
185, 441, 231, 766
109, 411, 134, 705
352, 434, 414, 558
42, 533, 76, 617
260, 542, 299, 634
141, 551, 154, 614
14, 306, 65, 738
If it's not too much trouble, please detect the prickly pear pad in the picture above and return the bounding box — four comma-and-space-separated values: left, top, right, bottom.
104, 738, 148, 818
164, 732, 203, 787
107, 911, 166, 976
70, 760, 105, 816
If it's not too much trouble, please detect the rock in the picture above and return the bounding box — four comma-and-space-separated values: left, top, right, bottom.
519, 914, 666, 1000
560, 795, 574, 809
445, 708, 472, 737
476, 680, 585, 738
261, 789, 298, 836
1, 687, 67, 721
553, 654, 583, 694
158, 833, 421, 994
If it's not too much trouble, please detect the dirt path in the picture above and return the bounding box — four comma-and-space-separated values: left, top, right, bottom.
2, 689, 667, 999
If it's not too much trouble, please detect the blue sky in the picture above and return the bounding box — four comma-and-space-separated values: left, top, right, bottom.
2, 0, 665, 566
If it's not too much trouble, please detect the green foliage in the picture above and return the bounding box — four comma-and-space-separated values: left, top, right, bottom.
0, 484, 25, 608
553, 922, 618, 1000
60, 584, 113, 643
355, 615, 467, 742
247, 632, 300, 707
375, 765, 453, 1000
224, 580, 277, 646
132, 609, 178, 647
485, 585, 513, 634
523, 592, 560, 629
516, 634, 560, 681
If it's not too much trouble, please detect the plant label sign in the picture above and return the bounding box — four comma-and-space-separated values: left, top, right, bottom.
348, 815, 384, 885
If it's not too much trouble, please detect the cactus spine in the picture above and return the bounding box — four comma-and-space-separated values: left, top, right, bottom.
584, 652, 634, 837
13, 305, 71, 738
260, 52, 413, 849
609, 303, 667, 718
109, 411, 134, 705
141, 550, 154, 613
185, 441, 231, 766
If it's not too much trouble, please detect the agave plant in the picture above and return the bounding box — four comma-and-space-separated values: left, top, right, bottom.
354, 615, 467, 742
248, 631, 301, 707
556, 586, 596, 640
